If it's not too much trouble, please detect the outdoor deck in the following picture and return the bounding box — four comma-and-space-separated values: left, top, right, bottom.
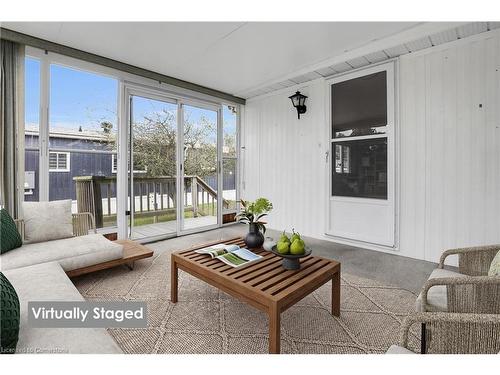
130, 215, 217, 240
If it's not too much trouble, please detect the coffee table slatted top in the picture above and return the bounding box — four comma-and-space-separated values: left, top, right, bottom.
172, 237, 341, 353
172, 237, 340, 309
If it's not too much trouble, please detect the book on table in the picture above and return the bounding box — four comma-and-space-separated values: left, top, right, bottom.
194, 244, 262, 268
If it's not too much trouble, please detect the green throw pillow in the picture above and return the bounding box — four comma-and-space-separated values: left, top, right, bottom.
488, 250, 500, 276
0, 272, 20, 354
0, 208, 22, 254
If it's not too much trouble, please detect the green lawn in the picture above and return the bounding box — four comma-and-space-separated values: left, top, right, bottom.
102, 203, 218, 228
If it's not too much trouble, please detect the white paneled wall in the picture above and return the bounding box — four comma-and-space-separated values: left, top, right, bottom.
241, 80, 327, 239
399, 31, 500, 263
242, 30, 500, 263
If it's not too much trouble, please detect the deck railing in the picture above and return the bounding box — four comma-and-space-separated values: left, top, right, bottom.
73, 175, 229, 228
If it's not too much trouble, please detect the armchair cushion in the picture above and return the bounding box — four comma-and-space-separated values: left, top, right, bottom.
488, 251, 500, 276
386, 345, 415, 354
415, 268, 466, 312
23, 200, 73, 244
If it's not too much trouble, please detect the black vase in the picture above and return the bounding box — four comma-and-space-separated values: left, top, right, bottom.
244, 223, 264, 249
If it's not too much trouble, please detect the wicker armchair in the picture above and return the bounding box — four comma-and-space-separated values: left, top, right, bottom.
416, 245, 500, 314
14, 212, 97, 240
387, 312, 500, 354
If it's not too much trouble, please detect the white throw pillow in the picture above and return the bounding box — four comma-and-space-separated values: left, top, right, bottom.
23, 200, 73, 244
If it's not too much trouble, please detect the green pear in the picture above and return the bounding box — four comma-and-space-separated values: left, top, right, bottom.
276, 241, 290, 254
290, 239, 305, 255
280, 231, 291, 244
290, 229, 301, 243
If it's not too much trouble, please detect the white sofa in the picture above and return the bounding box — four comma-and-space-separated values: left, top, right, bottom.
1, 206, 123, 354
3, 262, 122, 354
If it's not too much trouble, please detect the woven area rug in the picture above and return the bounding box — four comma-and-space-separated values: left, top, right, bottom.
73, 243, 420, 354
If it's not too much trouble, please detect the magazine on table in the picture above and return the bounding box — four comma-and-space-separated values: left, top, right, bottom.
194, 243, 262, 268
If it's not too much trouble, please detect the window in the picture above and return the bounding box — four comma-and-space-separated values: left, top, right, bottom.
332, 71, 387, 138
24, 51, 119, 229
49, 152, 70, 172
24, 57, 40, 199
331, 70, 388, 199
111, 154, 146, 174
222, 105, 238, 214
112, 153, 118, 173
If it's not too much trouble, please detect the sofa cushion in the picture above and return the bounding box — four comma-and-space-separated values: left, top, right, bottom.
0, 234, 123, 272
415, 268, 467, 312
3, 262, 121, 354
23, 200, 73, 244
0, 272, 20, 353
1, 208, 22, 254
488, 250, 500, 276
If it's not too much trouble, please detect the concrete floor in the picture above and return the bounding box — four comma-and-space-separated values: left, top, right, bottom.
146, 224, 437, 294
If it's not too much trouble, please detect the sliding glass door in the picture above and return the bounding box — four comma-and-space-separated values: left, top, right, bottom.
124, 91, 228, 240
127, 92, 178, 240
180, 103, 220, 232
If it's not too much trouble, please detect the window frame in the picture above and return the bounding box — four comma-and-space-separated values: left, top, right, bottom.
48, 151, 70, 172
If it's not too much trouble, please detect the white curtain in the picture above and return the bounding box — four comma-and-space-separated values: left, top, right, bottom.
0, 39, 24, 217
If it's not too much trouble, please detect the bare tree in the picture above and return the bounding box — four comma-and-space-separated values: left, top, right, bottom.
132, 109, 217, 178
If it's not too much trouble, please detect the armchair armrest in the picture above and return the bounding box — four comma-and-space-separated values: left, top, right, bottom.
421, 276, 500, 313
438, 244, 500, 276
72, 212, 97, 236
399, 312, 500, 354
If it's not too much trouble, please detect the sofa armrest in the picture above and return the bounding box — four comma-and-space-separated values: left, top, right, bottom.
72, 212, 97, 236
438, 245, 500, 275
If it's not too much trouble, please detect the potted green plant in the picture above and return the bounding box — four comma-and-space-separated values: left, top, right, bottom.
235, 198, 273, 248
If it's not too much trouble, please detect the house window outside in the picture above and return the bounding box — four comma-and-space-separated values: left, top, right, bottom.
111, 154, 147, 174
49, 152, 70, 172
331, 71, 388, 199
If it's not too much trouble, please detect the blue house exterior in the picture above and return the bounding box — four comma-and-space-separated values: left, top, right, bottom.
24, 127, 116, 202
24, 127, 234, 203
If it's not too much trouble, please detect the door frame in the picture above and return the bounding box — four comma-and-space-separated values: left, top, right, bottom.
177, 99, 222, 235
325, 61, 397, 248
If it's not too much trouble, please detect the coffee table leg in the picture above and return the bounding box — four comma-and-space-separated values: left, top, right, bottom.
269, 304, 281, 354
332, 271, 340, 317
171, 257, 178, 303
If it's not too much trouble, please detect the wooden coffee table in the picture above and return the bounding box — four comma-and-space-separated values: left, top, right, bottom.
171, 237, 341, 354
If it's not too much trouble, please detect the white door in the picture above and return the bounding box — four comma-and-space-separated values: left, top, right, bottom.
327, 62, 396, 247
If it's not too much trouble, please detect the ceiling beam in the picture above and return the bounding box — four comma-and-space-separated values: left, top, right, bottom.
0, 27, 246, 105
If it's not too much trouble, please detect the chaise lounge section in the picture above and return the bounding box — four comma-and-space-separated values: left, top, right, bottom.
3, 262, 122, 354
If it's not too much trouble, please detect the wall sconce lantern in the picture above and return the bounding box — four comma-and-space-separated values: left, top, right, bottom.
288, 91, 307, 119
